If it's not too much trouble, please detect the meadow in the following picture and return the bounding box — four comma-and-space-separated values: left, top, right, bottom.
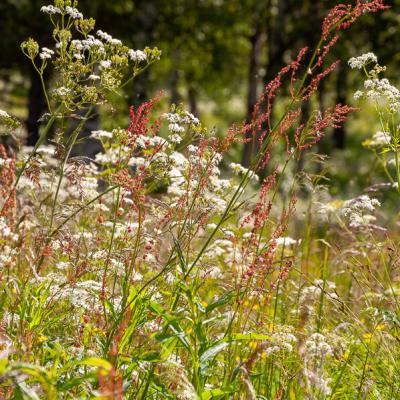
0, 1, 399, 399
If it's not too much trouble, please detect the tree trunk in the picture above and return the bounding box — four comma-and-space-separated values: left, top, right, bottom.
127, 0, 157, 108
170, 68, 181, 106
242, 0, 290, 168
242, 20, 263, 167
333, 61, 347, 149
187, 84, 198, 117
70, 107, 101, 159
26, 66, 46, 146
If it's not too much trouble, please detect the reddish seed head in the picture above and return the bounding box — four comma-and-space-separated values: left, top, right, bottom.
322, 0, 389, 41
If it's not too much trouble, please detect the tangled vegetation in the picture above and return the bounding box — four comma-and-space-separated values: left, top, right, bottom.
0, 1, 399, 399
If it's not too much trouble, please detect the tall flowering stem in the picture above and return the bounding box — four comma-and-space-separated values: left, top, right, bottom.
177, 0, 387, 309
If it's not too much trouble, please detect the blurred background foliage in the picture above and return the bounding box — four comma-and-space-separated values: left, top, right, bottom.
1, 0, 400, 200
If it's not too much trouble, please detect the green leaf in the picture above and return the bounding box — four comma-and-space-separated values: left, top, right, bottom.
200, 388, 230, 400
230, 333, 271, 341
118, 321, 137, 354
173, 235, 187, 275
148, 301, 190, 349
160, 336, 180, 360
58, 374, 95, 391
200, 342, 229, 370
15, 382, 41, 400
205, 292, 233, 314
381, 310, 400, 327
79, 357, 112, 371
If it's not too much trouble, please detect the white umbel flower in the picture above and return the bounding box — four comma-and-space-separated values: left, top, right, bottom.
348, 52, 377, 69
128, 49, 147, 62
39, 47, 54, 60
40, 5, 61, 14
65, 6, 83, 19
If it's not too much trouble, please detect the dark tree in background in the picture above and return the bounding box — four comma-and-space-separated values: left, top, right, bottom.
0, 0, 399, 158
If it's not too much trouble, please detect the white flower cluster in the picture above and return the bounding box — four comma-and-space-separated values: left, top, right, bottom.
41, 4, 82, 19
304, 333, 332, 358
169, 134, 183, 143
0, 247, 15, 270
35, 274, 114, 312
264, 330, 298, 357
0, 109, 11, 119
65, 6, 83, 19
40, 5, 62, 14
90, 130, 113, 140
163, 111, 200, 145
0, 217, 18, 241
340, 195, 381, 229
101, 221, 140, 239
229, 162, 259, 182
73, 36, 105, 53
359, 78, 400, 112
135, 135, 166, 149
65, 173, 98, 200
0, 158, 12, 167
299, 279, 338, 317
54, 86, 71, 97
128, 49, 147, 62
88, 74, 100, 81
99, 60, 112, 70
40, 47, 54, 60
206, 238, 233, 258
97, 30, 122, 46
168, 123, 185, 134
368, 130, 391, 148
348, 52, 377, 69
164, 111, 200, 127
275, 236, 298, 246
303, 333, 333, 396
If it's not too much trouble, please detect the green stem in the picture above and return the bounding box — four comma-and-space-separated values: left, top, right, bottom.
48, 108, 92, 233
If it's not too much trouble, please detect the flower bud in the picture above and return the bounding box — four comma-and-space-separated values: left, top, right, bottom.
21, 38, 39, 59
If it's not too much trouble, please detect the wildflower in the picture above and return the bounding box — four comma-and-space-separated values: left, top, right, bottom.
229, 162, 259, 182
363, 130, 391, 148
357, 76, 400, 112
163, 111, 199, 126
265, 330, 298, 356
91, 130, 113, 139
39, 47, 54, 60
181, 111, 200, 125
322, 1, 388, 41
128, 49, 147, 62
96, 30, 122, 46
65, 6, 83, 20
304, 333, 333, 358
97, 30, 112, 42
168, 123, 185, 134
340, 195, 381, 229
56, 261, 70, 270
88, 74, 100, 81
348, 52, 377, 69
100, 60, 112, 69
82, 36, 104, 51
169, 134, 183, 144
54, 86, 71, 97
109, 38, 122, 46
302, 333, 333, 396
0, 110, 11, 119
275, 236, 298, 246
40, 5, 61, 14
353, 90, 363, 100
21, 38, 39, 59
